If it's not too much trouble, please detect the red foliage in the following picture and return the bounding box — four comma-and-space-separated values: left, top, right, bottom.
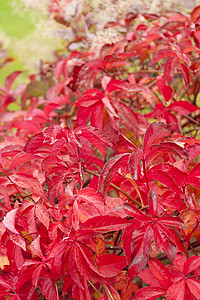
0, 4, 200, 300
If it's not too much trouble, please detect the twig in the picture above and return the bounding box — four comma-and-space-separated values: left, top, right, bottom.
188, 241, 199, 256
87, 280, 103, 298
103, 284, 114, 300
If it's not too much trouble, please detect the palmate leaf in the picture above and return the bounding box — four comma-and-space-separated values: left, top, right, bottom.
123, 195, 185, 279
137, 254, 200, 300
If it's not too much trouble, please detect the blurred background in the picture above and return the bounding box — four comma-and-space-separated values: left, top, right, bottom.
0, 0, 199, 86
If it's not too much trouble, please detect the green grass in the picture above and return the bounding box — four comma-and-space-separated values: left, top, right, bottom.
0, 0, 44, 86
0, 0, 39, 38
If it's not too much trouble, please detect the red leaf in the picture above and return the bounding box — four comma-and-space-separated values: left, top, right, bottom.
98, 153, 130, 197
10, 234, 26, 251
3, 208, 19, 234
75, 89, 104, 107
115, 102, 148, 135
81, 215, 131, 232
39, 276, 57, 300
153, 223, 185, 262
167, 101, 199, 116
76, 188, 104, 213
148, 190, 157, 219
75, 126, 114, 158
183, 256, 200, 275
133, 286, 165, 300
150, 49, 176, 66
9, 173, 44, 197
147, 169, 182, 193
35, 204, 50, 229
166, 279, 185, 300
96, 254, 127, 277
180, 64, 190, 87
156, 74, 173, 103
24, 132, 46, 153
158, 216, 185, 228
137, 268, 161, 287
124, 224, 153, 278
13, 120, 41, 134
148, 258, 172, 290
5, 71, 22, 91
9, 152, 41, 172
30, 237, 44, 260
186, 278, 200, 299
74, 243, 105, 282
143, 122, 172, 151
191, 5, 200, 23
164, 57, 178, 84
124, 204, 151, 223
